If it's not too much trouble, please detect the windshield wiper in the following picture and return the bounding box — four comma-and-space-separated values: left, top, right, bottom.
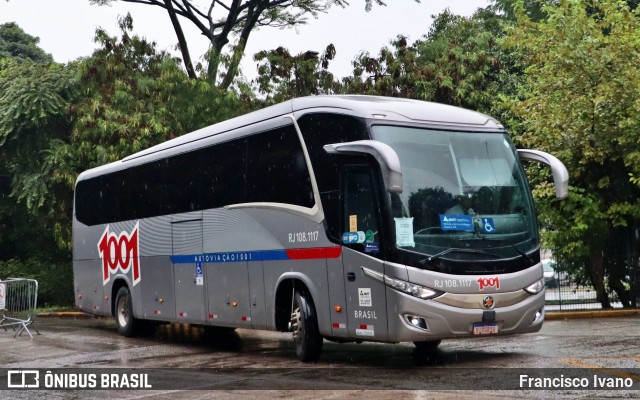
421, 248, 500, 265
456, 238, 534, 265
510, 244, 535, 265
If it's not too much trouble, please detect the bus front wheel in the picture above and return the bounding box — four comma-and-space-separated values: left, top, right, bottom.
414, 340, 441, 353
289, 290, 323, 362
115, 286, 141, 337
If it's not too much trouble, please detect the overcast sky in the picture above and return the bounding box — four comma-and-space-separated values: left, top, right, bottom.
1, 0, 490, 80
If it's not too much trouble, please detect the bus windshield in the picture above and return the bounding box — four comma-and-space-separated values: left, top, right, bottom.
372, 125, 538, 262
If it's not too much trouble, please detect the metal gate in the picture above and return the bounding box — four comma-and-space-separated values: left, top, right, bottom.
0, 278, 40, 338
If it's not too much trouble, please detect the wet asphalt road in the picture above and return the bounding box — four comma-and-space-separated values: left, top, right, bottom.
1, 316, 639, 399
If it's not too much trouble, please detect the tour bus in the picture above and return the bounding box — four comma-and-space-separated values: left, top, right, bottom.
73, 95, 568, 361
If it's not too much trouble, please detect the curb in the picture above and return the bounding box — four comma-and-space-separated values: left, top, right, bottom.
545, 308, 640, 320
38, 311, 105, 320
39, 309, 640, 321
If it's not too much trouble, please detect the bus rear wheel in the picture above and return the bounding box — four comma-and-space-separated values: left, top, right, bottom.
289, 290, 323, 362
115, 286, 142, 337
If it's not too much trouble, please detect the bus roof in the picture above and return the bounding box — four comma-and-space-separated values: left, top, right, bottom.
76, 95, 503, 182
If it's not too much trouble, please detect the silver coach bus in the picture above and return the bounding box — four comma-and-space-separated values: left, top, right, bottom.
73, 95, 568, 361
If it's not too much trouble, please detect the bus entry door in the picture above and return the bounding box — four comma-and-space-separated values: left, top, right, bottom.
340, 165, 389, 341
171, 212, 206, 324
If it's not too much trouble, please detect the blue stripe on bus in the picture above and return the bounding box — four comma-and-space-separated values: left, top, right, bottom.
169, 247, 342, 264
170, 249, 288, 264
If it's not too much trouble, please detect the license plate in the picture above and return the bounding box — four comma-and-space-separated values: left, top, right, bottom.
473, 322, 499, 335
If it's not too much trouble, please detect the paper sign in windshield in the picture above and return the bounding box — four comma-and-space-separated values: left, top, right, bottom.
394, 217, 415, 247
439, 214, 474, 232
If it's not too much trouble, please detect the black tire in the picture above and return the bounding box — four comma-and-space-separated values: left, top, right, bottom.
414, 340, 441, 352
114, 286, 142, 337
290, 290, 323, 362
413, 340, 442, 365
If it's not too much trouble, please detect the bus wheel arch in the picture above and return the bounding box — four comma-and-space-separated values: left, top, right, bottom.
274, 278, 323, 362
274, 276, 316, 331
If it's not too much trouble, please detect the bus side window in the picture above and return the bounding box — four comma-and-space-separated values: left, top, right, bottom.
341, 165, 382, 255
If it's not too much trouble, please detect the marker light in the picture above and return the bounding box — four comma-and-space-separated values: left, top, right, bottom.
524, 278, 545, 295
361, 267, 441, 300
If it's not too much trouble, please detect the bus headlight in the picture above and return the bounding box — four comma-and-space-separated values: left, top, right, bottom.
524, 278, 545, 295
361, 267, 441, 300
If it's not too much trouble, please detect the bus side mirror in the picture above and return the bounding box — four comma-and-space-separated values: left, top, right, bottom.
324, 140, 403, 193
517, 149, 569, 199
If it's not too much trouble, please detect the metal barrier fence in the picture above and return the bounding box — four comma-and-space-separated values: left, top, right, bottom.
544, 270, 640, 311
0, 278, 40, 338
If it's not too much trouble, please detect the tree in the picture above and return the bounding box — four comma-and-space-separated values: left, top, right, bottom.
489, 0, 547, 21
0, 21, 75, 255
0, 22, 53, 63
253, 44, 339, 103
502, 0, 640, 308
17, 14, 255, 250
415, 8, 505, 113
338, 8, 506, 113
0, 58, 79, 251
1, 17, 257, 305
90, 0, 386, 90
0, 26, 75, 305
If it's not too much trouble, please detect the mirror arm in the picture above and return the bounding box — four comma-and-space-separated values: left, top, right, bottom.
517, 149, 569, 199
324, 140, 403, 193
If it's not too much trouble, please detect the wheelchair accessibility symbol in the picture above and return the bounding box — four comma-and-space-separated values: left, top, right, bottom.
481, 218, 495, 234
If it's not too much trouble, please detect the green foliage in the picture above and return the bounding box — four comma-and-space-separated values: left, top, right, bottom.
90, 0, 381, 90
0, 57, 78, 253
1, 16, 257, 306
253, 44, 340, 103
0, 22, 53, 63
0, 258, 74, 307
502, 0, 640, 307
416, 8, 506, 113
489, 0, 547, 21
345, 35, 424, 98
325, 9, 506, 113
29, 15, 254, 250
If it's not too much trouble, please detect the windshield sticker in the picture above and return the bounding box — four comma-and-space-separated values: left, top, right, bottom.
365, 230, 375, 243
342, 231, 366, 244
349, 215, 358, 232
394, 217, 415, 247
480, 218, 496, 234
364, 242, 380, 253
439, 214, 474, 232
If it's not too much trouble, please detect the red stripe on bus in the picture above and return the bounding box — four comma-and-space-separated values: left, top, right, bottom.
285, 247, 342, 260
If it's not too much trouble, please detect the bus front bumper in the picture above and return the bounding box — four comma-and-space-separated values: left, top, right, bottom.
385, 288, 545, 343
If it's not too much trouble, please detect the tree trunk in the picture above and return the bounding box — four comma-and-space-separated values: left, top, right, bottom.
218, 1, 266, 91
587, 257, 611, 309
163, 0, 196, 79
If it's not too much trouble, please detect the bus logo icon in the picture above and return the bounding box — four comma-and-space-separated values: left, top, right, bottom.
482, 295, 495, 309
98, 222, 141, 286
8, 370, 40, 388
